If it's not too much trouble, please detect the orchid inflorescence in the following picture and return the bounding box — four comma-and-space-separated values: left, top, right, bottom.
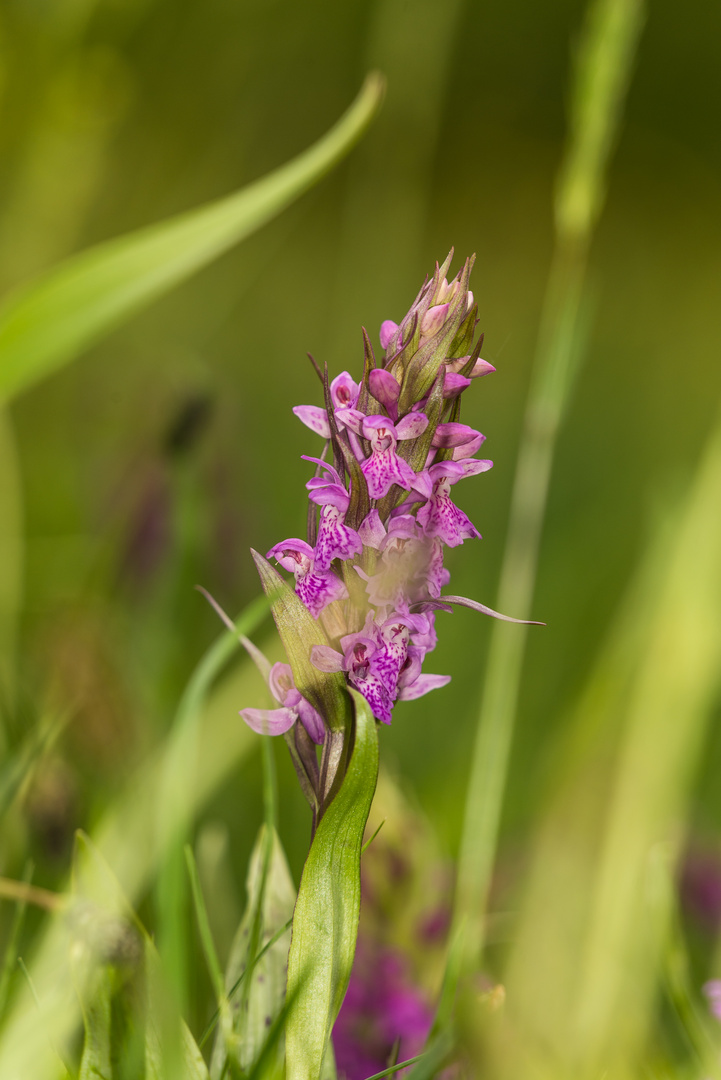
239, 252, 537, 814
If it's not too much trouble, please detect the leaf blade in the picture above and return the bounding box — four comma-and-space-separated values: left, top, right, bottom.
0, 73, 385, 402
285, 689, 379, 1080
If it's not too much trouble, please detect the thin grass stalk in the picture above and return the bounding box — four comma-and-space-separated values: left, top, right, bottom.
0, 407, 22, 722
452, 0, 646, 969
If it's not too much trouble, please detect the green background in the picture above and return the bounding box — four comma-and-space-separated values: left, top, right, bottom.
2, 0, 721, 1040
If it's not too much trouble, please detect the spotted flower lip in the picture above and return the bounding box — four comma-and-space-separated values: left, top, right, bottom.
360, 413, 429, 499
243, 252, 543, 742
266, 538, 348, 618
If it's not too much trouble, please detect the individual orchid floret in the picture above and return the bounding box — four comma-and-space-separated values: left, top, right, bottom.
361, 413, 428, 499
240, 661, 325, 743
311, 632, 394, 725
293, 370, 362, 441
373, 617, 412, 697
303, 457, 363, 570
416, 459, 492, 548
330, 371, 361, 416
266, 538, 348, 619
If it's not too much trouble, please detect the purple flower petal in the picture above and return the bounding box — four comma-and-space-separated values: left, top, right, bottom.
239, 706, 298, 736
461, 458, 494, 477
336, 407, 365, 435
310, 644, 346, 672
395, 411, 428, 441
452, 433, 487, 459
368, 368, 400, 418
295, 696, 326, 744
361, 446, 417, 499
268, 662, 296, 705
358, 509, 386, 548
442, 372, 472, 398
330, 371, 360, 410
432, 421, 483, 449
398, 673, 451, 701
296, 567, 348, 619
307, 482, 349, 511
292, 405, 330, 438
379, 319, 399, 350
351, 670, 394, 724
266, 538, 314, 574
417, 477, 481, 548
302, 455, 343, 487
314, 504, 362, 570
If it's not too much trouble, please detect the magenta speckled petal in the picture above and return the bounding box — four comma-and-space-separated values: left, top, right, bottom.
394, 411, 428, 440
417, 480, 482, 548
350, 670, 394, 724
361, 448, 416, 499
292, 405, 330, 438
296, 567, 348, 618
314, 505, 362, 570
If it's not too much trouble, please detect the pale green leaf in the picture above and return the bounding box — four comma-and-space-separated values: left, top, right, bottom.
210, 826, 295, 1077
285, 689, 379, 1080
0, 73, 385, 403
77, 967, 113, 1080
250, 550, 350, 733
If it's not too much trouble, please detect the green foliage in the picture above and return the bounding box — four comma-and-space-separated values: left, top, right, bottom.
285, 690, 379, 1080
210, 827, 295, 1077
0, 74, 385, 404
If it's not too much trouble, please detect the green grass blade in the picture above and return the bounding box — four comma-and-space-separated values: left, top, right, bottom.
0, 611, 267, 1080
185, 845, 225, 1003
155, 595, 268, 1018
496, 409, 721, 1078
0, 73, 385, 403
452, 0, 645, 971
285, 689, 379, 1080
0, 408, 22, 711
209, 828, 295, 1078
0, 861, 34, 1022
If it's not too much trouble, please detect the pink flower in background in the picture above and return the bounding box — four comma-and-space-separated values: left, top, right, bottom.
333, 942, 433, 1079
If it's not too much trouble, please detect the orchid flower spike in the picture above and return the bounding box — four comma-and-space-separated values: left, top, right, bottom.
226, 252, 543, 814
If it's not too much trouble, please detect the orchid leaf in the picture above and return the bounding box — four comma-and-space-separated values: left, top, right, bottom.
251, 550, 351, 732
285, 689, 379, 1080
0, 73, 385, 403
210, 826, 295, 1078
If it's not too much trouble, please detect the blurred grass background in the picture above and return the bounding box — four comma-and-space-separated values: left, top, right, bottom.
1, 0, 721, 1070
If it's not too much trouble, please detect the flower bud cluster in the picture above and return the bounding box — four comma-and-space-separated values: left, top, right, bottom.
243, 253, 497, 738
